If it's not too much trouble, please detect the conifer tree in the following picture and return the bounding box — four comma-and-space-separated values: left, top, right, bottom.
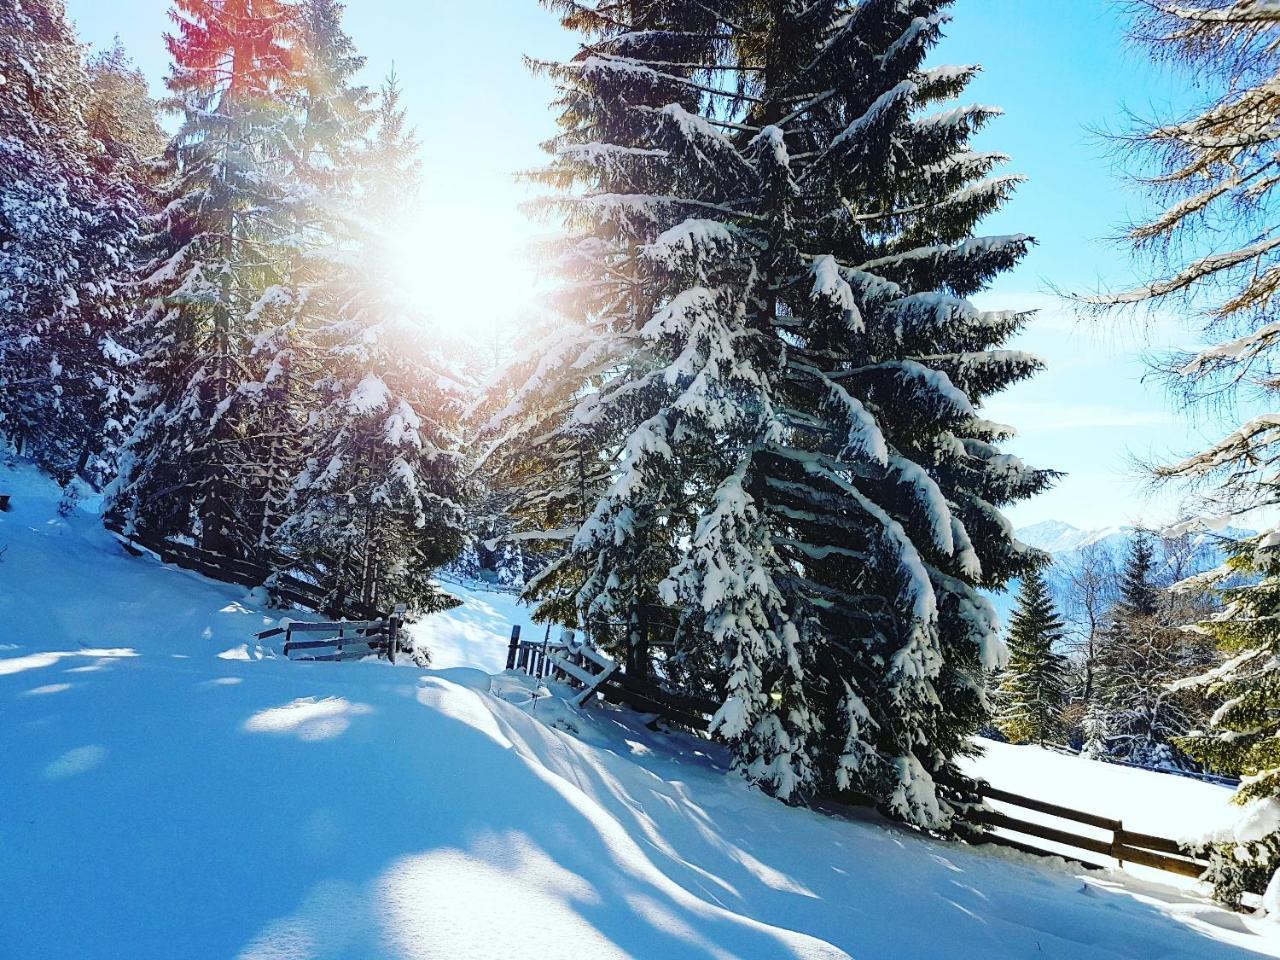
84, 39, 167, 177
278, 74, 467, 616
0, 1, 149, 486
1082, 698, 1108, 760
109, 0, 305, 553
1177, 548, 1280, 906
491, 0, 1050, 826
1080, 0, 1280, 909
1094, 531, 1217, 768
996, 570, 1068, 747
249, 0, 372, 546
1116, 531, 1159, 618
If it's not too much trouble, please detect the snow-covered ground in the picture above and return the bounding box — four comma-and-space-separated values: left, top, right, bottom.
964, 738, 1237, 843
2, 458, 1277, 959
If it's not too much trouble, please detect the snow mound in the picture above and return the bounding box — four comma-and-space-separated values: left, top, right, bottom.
1, 458, 1277, 959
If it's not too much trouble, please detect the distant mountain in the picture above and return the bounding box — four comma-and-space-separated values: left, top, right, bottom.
983, 520, 1252, 629
1016, 520, 1137, 556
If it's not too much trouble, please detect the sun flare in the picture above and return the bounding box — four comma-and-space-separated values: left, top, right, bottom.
391, 213, 540, 346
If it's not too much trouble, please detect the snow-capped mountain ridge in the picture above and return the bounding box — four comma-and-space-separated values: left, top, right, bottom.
1016, 520, 1136, 555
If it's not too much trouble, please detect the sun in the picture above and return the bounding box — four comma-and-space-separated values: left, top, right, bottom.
390, 205, 542, 348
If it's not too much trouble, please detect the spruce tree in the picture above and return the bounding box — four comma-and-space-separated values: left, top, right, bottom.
1082, 698, 1108, 760
996, 570, 1068, 747
1095, 531, 1216, 768
109, 0, 305, 553
0, 1, 149, 486
1116, 530, 1159, 618
278, 74, 467, 616
249, 0, 372, 546
492, 0, 1051, 825
1178, 548, 1280, 906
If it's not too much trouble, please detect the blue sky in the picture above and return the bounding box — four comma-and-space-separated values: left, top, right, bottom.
64, 0, 1220, 530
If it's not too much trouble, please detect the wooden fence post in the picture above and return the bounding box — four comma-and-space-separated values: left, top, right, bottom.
388, 603, 406, 664
506, 625, 521, 671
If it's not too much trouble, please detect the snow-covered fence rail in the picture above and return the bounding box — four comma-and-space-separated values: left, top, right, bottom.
104, 519, 384, 621
973, 783, 1212, 882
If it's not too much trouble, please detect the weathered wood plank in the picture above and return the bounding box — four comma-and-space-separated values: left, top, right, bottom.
609, 672, 718, 716
1113, 844, 1208, 878
284, 620, 384, 634
1115, 828, 1199, 858
548, 654, 599, 688
596, 678, 710, 731
971, 809, 1115, 859
979, 785, 1122, 832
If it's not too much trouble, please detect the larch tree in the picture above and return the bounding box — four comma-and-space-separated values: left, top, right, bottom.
108, 0, 305, 554
491, 0, 1051, 827
0, 0, 150, 487
996, 569, 1069, 747
1085, 2, 1280, 889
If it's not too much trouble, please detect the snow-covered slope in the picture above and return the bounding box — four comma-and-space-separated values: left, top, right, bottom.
965, 738, 1236, 840
2, 459, 1277, 959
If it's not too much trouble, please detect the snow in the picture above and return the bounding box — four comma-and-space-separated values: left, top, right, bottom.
963, 738, 1239, 845
3, 458, 1280, 958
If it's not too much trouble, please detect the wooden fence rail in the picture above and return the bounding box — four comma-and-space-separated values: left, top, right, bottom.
506, 626, 717, 731
105, 519, 385, 621
505, 625, 1220, 889
974, 783, 1211, 882
259, 606, 406, 664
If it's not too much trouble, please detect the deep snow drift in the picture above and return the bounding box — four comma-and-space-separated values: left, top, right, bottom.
1, 459, 1276, 959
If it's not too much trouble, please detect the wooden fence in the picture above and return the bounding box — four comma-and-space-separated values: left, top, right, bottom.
257, 606, 407, 663
973, 783, 1211, 881
506, 626, 1220, 887
506, 626, 717, 732
105, 519, 385, 621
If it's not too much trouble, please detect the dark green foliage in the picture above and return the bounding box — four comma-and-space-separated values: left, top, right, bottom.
1179, 544, 1280, 907
997, 570, 1068, 746
0, 2, 153, 486
489, 0, 1052, 827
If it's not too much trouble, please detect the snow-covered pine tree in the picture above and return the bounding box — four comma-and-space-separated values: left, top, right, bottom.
1116, 530, 1159, 618
246, 0, 374, 547
109, 0, 305, 554
485, 0, 722, 646
84, 39, 167, 179
0, 1, 149, 486
996, 569, 1068, 747
1095, 531, 1217, 769
727, 1, 1049, 825
494, 0, 1050, 825
1178, 548, 1280, 906
1082, 698, 1108, 760
278, 74, 466, 617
